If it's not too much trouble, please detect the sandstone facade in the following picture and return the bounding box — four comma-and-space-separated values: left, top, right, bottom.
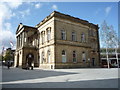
14, 11, 100, 69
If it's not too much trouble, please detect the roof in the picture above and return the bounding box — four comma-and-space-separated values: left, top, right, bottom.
16, 23, 37, 34
36, 11, 99, 29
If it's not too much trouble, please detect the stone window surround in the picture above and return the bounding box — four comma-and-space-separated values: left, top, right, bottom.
73, 50, 77, 63
61, 30, 66, 40
72, 32, 76, 41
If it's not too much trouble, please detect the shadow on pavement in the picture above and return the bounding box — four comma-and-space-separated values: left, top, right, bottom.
2, 78, 118, 88
2, 67, 78, 82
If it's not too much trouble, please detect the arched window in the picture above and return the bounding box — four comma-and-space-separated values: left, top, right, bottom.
72, 32, 76, 41
62, 50, 66, 63
82, 52, 86, 62
41, 31, 45, 44
47, 27, 51, 41
47, 50, 51, 63
73, 51, 77, 62
61, 30, 66, 40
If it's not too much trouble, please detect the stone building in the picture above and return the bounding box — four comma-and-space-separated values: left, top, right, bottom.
14, 11, 100, 69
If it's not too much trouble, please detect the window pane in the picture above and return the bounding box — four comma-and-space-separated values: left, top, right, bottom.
72, 32, 76, 41
47, 30, 51, 41
82, 52, 86, 61
62, 50, 66, 63
73, 51, 76, 62
62, 55, 66, 62
61, 30, 66, 40
62, 50, 65, 55
81, 33, 85, 42
47, 51, 50, 63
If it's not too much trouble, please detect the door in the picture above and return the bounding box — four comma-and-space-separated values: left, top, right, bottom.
16, 54, 19, 67
26, 53, 34, 67
92, 58, 95, 66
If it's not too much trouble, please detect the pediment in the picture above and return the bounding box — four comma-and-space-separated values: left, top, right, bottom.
16, 24, 24, 33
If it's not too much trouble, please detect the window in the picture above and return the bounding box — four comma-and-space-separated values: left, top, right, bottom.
61, 30, 66, 40
41, 32, 43, 44
82, 52, 86, 62
72, 32, 76, 41
41, 51, 44, 63
47, 50, 50, 63
62, 50, 66, 63
41, 31, 45, 44
93, 31, 96, 36
47, 27, 51, 41
73, 51, 77, 62
81, 33, 85, 42
89, 30, 96, 37
47, 30, 51, 41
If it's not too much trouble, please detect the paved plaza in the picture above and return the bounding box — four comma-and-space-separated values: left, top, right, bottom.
1, 66, 119, 88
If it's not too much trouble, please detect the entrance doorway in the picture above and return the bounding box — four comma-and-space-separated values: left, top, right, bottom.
26, 53, 34, 68
92, 58, 95, 66
16, 54, 19, 67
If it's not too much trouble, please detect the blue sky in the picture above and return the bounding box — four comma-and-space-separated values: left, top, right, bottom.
0, 1, 118, 52
11, 2, 118, 30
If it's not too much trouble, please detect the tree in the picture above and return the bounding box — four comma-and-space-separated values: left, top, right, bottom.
4, 50, 12, 61
100, 20, 110, 68
109, 25, 119, 68
0, 54, 2, 61
100, 20, 119, 68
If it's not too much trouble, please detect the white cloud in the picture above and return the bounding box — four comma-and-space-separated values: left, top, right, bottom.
19, 9, 30, 18
0, 1, 23, 53
52, 5, 58, 10
0, 30, 16, 52
35, 3, 42, 9
94, 9, 101, 15
4, 23, 12, 30
105, 6, 112, 16
0, 3, 13, 31
7, 1, 22, 9
1, 0, 23, 9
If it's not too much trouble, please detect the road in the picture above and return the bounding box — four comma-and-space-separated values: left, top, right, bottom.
1, 66, 119, 88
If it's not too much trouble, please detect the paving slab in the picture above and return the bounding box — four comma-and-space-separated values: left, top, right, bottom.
1, 66, 119, 88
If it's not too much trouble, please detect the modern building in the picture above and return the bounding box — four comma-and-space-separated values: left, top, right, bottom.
14, 11, 100, 69
100, 48, 120, 67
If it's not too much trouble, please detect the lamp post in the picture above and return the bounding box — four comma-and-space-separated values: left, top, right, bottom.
2, 47, 4, 67
2, 53, 3, 67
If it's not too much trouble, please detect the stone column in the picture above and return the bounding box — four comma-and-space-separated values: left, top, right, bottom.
18, 35, 20, 48
25, 32, 28, 46
21, 34, 22, 47
21, 33, 22, 47
17, 36, 18, 48
16, 36, 18, 48
21, 33, 23, 47
19, 35, 20, 48
21, 32, 23, 47
20, 34, 21, 47
22, 32, 25, 46
19, 35, 20, 47
24, 32, 27, 45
